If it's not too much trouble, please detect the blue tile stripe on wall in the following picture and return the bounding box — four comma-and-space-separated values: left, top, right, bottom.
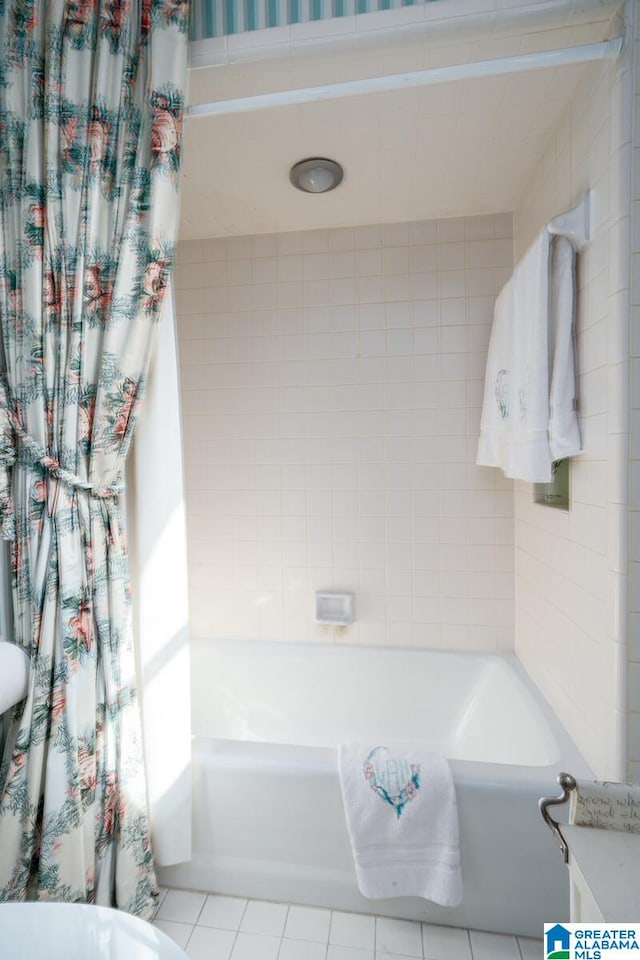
192, 0, 437, 37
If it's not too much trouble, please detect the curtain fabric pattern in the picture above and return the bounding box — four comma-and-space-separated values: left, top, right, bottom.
0, 0, 190, 917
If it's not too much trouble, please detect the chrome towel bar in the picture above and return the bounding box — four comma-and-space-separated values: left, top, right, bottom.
539, 772, 577, 864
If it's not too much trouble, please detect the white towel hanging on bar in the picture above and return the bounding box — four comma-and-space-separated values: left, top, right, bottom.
476, 200, 584, 483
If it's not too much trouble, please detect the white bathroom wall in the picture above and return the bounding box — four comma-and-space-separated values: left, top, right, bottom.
176, 214, 514, 650
513, 24, 634, 778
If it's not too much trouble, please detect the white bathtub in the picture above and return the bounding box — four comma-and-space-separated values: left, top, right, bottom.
159, 640, 591, 938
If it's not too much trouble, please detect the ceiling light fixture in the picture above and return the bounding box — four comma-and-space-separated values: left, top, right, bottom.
290, 158, 344, 194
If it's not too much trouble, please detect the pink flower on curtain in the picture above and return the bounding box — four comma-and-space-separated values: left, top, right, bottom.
142, 259, 168, 314
102, 0, 131, 44
84, 265, 113, 321
114, 379, 138, 440
79, 396, 96, 447
45, 399, 55, 432
66, 0, 97, 37
30, 204, 45, 228
149, 87, 184, 178
141, 0, 153, 36
69, 602, 94, 654
88, 119, 110, 163
103, 773, 120, 837
32, 480, 46, 504
158, 0, 190, 31
10, 535, 21, 577
50, 688, 66, 722
30, 478, 46, 532
9, 754, 27, 777
9, 286, 22, 317
152, 108, 180, 156
32, 611, 43, 649
107, 516, 125, 553
78, 743, 97, 797
26, 201, 46, 253
44, 271, 62, 323
61, 116, 80, 155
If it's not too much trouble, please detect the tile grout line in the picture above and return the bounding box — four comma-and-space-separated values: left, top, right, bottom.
230, 896, 252, 958
182, 888, 206, 952
276, 903, 291, 959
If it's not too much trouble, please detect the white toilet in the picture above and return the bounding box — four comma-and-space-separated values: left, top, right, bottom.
0, 640, 30, 714
0, 903, 188, 960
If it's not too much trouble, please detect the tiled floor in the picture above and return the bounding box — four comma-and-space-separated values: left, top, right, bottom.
153, 888, 542, 960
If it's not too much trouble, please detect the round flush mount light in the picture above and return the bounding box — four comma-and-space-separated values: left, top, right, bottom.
290, 158, 344, 194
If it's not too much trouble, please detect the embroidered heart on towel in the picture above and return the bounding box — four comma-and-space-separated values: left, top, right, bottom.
362, 746, 421, 819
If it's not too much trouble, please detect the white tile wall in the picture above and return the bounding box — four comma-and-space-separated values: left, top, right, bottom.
513, 6, 636, 778
176, 214, 514, 651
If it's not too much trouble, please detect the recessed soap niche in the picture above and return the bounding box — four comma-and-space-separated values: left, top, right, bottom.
315, 592, 355, 626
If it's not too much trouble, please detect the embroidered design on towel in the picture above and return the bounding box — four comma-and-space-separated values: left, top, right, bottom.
494, 369, 509, 420
363, 746, 421, 819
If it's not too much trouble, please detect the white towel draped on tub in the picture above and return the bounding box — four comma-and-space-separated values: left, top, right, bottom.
338, 743, 462, 905
476, 230, 581, 483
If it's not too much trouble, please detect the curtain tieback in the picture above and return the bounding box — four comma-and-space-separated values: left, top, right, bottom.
16, 430, 122, 500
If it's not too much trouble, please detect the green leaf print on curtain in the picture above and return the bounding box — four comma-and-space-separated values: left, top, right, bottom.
0, 0, 190, 918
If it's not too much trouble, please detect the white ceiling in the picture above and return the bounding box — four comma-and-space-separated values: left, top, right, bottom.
179, 0, 617, 240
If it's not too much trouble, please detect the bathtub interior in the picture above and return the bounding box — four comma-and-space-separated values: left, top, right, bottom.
191, 639, 561, 766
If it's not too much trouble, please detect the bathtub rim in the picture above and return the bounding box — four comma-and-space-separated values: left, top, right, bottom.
189, 637, 594, 784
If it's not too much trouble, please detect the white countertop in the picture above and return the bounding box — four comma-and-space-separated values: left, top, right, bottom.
565, 825, 640, 921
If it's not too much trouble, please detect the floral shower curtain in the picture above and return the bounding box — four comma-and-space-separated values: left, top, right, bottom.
0, 0, 190, 917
